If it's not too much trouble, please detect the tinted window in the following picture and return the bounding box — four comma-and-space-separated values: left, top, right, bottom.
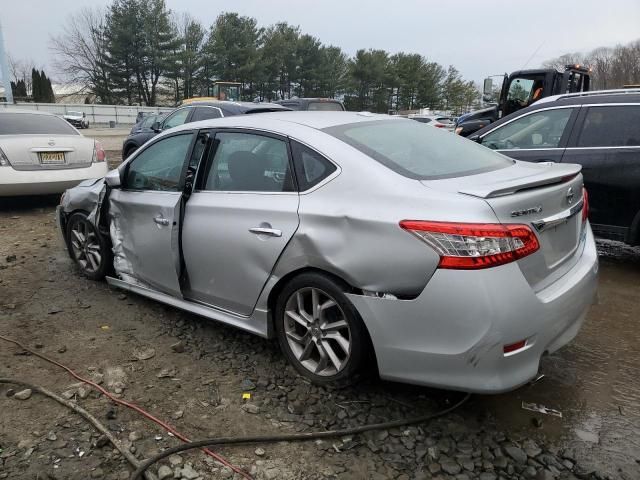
125, 133, 193, 191
324, 119, 512, 180
308, 102, 344, 111
163, 108, 191, 130
191, 107, 222, 122
577, 106, 640, 147
0, 113, 79, 135
291, 141, 337, 190
141, 115, 157, 129
411, 117, 432, 123
203, 132, 293, 192
482, 108, 573, 150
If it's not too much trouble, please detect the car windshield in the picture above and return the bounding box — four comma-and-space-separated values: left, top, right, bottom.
308, 102, 344, 111
324, 119, 512, 179
0, 113, 80, 135
67, 111, 83, 116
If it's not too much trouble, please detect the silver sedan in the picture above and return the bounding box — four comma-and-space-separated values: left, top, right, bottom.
57, 112, 598, 392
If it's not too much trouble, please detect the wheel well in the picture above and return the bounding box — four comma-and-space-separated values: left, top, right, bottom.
123, 143, 138, 158
266, 267, 378, 369
627, 209, 640, 246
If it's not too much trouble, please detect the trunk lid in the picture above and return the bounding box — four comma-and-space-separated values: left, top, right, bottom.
0, 135, 95, 171
422, 161, 586, 290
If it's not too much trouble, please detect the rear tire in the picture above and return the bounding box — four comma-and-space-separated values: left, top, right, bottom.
274, 272, 370, 387
66, 212, 112, 281
124, 145, 137, 159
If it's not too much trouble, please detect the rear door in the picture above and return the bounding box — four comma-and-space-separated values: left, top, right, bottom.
182, 130, 300, 315
109, 131, 196, 296
479, 106, 578, 164
562, 103, 640, 240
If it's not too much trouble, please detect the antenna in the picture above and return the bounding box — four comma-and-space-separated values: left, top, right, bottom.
521, 40, 545, 70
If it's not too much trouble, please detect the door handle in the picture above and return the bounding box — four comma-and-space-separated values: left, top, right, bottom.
154, 216, 170, 226
249, 227, 282, 237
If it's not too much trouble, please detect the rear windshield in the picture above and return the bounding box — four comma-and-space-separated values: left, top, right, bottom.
0, 113, 79, 135
324, 119, 512, 180
308, 102, 344, 111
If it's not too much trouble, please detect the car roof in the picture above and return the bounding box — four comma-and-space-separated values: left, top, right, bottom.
275, 98, 342, 103
169, 111, 396, 134
186, 100, 289, 113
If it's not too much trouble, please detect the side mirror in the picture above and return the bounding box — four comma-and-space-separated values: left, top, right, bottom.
152, 121, 162, 132
469, 135, 482, 144
483, 78, 493, 96
105, 168, 122, 188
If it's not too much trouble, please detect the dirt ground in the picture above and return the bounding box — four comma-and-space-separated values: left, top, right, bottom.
1, 135, 639, 480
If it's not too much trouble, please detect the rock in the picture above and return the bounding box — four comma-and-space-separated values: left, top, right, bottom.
78, 387, 90, 399
264, 468, 281, 480
178, 464, 199, 479
170, 341, 185, 353
157, 465, 172, 480
523, 439, 542, 458
504, 445, 528, 464
428, 463, 441, 474
48, 306, 63, 314
479, 473, 497, 480
157, 367, 177, 378
535, 470, 555, 480
172, 410, 184, 420
254, 447, 265, 456
90, 468, 104, 478
441, 460, 461, 475
220, 467, 233, 478
242, 403, 260, 414
14, 389, 32, 400
168, 454, 183, 467
61, 389, 76, 400
46, 431, 57, 441
95, 435, 110, 448
241, 378, 256, 391
133, 346, 156, 360
128, 431, 142, 442
6, 254, 16, 263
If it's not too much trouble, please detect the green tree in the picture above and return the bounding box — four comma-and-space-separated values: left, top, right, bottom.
259, 22, 300, 100
347, 49, 391, 112
318, 46, 348, 98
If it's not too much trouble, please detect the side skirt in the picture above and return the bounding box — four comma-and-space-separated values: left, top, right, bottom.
106, 276, 269, 338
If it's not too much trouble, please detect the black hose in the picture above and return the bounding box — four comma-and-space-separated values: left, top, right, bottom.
131, 392, 471, 480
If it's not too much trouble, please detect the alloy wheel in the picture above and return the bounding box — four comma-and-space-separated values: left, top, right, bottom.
283, 287, 351, 376
69, 218, 102, 274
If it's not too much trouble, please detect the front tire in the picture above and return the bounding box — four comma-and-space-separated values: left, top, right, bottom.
274, 272, 370, 387
66, 212, 112, 281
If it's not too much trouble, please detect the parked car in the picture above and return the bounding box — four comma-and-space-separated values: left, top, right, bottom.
129, 113, 167, 135
63, 111, 89, 129
470, 88, 640, 245
58, 112, 597, 392
274, 98, 345, 111
408, 114, 456, 132
0, 110, 107, 196
121, 101, 290, 159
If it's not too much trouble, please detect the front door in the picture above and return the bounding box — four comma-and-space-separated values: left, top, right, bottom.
182, 130, 300, 316
110, 132, 195, 296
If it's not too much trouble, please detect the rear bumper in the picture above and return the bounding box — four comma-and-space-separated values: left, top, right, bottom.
0, 163, 109, 196
347, 223, 599, 393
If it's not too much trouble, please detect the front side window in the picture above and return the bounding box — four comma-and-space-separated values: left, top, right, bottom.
577, 106, 640, 147
482, 108, 573, 150
203, 132, 294, 192
291, 141, 337, 190
125, 133, 194, 191
507, 78, 535, 103
163, 108, 191, 130
324, 119, 512, 180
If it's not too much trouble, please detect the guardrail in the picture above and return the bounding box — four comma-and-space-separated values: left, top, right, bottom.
0, 102, 173, 125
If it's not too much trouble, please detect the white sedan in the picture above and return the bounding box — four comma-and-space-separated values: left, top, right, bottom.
0, 110, 108, 196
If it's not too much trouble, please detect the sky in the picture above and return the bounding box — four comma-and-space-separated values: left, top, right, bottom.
1, 0, 639, 84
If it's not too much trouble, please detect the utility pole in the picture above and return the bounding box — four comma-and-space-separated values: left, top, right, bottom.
0, 19, 14, 104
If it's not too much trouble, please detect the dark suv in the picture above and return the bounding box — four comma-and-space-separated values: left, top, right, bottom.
274, 98, 345, 111
471, 89, 640, 245
122, 101, 290, 159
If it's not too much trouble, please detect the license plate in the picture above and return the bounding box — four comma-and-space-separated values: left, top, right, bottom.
39, 152, 65, 164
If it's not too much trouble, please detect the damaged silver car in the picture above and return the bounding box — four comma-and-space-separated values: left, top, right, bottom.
57, 112, 598, 392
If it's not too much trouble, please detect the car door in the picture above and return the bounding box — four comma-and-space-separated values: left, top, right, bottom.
109, 131, 196, 297
181, 130, 300, 316
561, 104, 640, 239
478, 106, 578, 163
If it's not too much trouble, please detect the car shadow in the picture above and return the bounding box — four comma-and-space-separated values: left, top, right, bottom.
0, 195, 60, 213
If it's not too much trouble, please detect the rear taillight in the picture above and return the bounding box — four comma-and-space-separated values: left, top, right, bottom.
400, 220, 540, 269
93, 141, 106, 162
582, 187, 589, 222
0, 147, 10, 166
434, 124, 447, 128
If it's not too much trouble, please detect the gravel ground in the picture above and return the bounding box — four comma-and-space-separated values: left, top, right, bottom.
0, 197, 638, 480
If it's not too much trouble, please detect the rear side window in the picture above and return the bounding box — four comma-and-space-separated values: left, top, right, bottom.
0, 113, 79, 135
191, 107, 222, 122
308, 102, 344, 111
291, 141, 337, 190
324, 119, 512, 180
576, 105, 640, 147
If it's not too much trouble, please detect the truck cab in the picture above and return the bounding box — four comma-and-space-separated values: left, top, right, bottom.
456, 65, 591, 137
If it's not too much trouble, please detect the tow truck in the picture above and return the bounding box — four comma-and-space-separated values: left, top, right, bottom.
455, 65, 591, 136
179, 81, 242, 106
